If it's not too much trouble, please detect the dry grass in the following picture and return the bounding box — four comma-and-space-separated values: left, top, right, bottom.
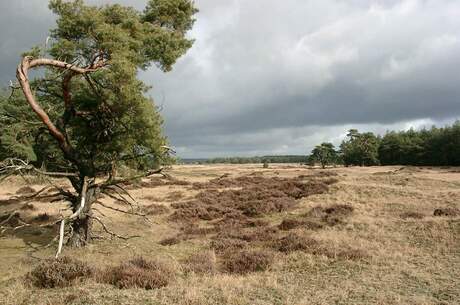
165, 191, 185, 202
183, 251, 217, 275
210, 238, 249, 254
400, 211, 425, 219
0, 164, 459, 305
144, 203, 170, 215
15, 186, 36, 195
159, 236, 182, 246
19, 203, 36, 211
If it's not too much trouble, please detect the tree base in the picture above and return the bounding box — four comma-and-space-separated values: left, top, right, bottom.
67, 216, 92, 248
66, 186, 99, 248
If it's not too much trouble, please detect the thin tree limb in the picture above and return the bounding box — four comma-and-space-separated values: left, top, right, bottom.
55, 219, 65, 258
95, 201, 147, 218
0, 158, 78, 177
89, 215, 140, 240
99, 167, 164, 187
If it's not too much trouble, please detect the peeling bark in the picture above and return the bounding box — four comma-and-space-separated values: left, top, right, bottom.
67, 186, 100, 247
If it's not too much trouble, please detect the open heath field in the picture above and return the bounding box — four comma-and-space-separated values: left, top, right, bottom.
0, 164, 459, 305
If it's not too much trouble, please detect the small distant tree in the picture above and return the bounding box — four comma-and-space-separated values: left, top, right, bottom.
1, 0, 197, 251
310, 142, 338, 169
340, 130, 380, 166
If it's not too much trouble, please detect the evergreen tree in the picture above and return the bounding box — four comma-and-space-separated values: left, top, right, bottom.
311, 142, 338, 169
2, 0, 197, 248
340, 130, 380, 166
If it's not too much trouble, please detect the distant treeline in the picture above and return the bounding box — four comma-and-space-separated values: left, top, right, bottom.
309, 121, 460, 168
182, 155, 308, 164
378, 122, 460, 166
181, 121, 460, 167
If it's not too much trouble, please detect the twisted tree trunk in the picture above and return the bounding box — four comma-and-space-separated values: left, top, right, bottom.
67, 184, 100, 247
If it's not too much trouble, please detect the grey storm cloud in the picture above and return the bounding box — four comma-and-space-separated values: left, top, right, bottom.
1, 0, 460, 157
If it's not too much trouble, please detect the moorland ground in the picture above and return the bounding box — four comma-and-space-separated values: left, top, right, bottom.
0, 164, 459, 305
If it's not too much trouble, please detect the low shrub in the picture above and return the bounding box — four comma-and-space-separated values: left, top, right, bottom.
279, 218, 324, 230
99, 257, 174, 290
278, 218, 303, 231
221, 249, 274, 274
170, 175, 331, 222
210, 238, 248, 254
400, 211, 425, 219
304, 204, 354, 227
433, 208, 460, 217
26, 257, 93, 288
159, 236, 181, 246
275, 233, 319, 253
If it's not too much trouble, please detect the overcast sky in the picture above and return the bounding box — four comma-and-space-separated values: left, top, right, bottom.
1, 0, 459, 158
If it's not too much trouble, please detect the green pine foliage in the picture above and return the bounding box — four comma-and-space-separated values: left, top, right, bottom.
0, 90, 47, 162
310, 143, 338, 168
340, 130, 380, 166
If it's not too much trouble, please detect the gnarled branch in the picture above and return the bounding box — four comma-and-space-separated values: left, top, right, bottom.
16, 56, 107, 159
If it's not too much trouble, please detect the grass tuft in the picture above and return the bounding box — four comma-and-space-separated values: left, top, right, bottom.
183, 251, 217, 275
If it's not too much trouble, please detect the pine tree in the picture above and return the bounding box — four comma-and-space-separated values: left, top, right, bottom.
2, 0, 197, 249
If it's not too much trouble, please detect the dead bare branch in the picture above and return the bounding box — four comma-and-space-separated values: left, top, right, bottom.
101, 190, 132, 207
11, 186, 50, 200
105, 184, 140, 209
55, 177, 89, 258
55, 219, 65, 258
89, 215, 140, 240
95, 201, 147, 218
0, 158, 78, 178
99, 167, 164, 188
